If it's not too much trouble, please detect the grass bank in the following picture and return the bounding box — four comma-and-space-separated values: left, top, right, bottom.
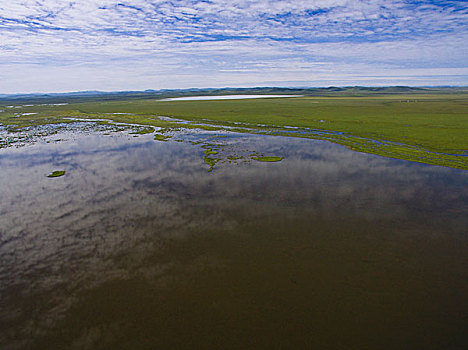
1, 94, 467, 169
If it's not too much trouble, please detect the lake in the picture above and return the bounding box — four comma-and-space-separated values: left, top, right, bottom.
0, 123, 467, 349
159, 94, 302, 101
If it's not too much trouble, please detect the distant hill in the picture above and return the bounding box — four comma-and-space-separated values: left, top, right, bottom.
0, 86, 467, 105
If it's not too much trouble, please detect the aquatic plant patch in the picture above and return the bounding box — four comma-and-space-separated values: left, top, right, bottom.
47, 170, 66, 178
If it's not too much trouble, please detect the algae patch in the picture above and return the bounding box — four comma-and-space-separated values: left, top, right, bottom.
47, 170, 66, 178
252, 156, 284, 162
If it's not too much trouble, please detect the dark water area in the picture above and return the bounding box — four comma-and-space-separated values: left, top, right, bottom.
0, 127, 467, 350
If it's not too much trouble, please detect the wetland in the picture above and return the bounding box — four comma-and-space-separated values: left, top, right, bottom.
0, 92, 467, 349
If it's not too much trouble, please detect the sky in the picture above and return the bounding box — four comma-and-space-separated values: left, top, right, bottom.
0, 0, 467, 94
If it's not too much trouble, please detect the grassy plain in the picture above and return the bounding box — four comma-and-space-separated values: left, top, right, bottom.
1, 93, 467, 169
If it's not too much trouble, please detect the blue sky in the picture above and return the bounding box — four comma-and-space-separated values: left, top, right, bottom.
0, 0, 467, 93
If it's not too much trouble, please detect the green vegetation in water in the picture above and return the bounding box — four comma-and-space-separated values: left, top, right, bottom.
154, 134, 172, 141
203, 156, 219, 172
188, 139, 254, 171
252, 156, 284, 162
203, 148, 219, 156
131, 127, 155, 135
1, 92, 467, 169
47, 170, 66, 178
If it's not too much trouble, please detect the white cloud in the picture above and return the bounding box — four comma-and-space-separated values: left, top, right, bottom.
0, 1, 467, 93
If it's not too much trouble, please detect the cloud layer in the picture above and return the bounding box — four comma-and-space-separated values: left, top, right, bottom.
0, 0, 467, 93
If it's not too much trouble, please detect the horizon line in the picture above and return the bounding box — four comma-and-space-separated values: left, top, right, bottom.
1, 85, 468, 98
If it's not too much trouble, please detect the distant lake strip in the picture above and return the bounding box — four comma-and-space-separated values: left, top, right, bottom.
159, 95, 303, 101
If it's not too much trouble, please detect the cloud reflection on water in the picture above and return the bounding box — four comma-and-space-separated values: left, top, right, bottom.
0, 129, 467, 348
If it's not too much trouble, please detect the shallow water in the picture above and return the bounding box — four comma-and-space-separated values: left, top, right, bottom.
159, 94, 302, 101
0, 126, 467, 350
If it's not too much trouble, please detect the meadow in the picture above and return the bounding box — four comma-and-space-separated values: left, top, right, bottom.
1, 92, 467, 169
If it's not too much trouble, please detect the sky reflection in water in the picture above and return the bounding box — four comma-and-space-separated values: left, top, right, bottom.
0, 128, 467, 349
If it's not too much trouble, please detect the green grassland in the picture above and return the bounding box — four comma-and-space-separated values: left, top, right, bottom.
1, 93, 467, 169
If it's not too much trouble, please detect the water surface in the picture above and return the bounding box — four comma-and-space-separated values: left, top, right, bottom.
0, 126, 467, 349
159, 94, 301, 101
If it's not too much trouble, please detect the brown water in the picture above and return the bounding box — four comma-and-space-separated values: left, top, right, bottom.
0, 127, 467, 349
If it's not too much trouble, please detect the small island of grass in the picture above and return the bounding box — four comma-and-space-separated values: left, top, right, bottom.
252, 156, 284, 162
47, 170, 66, 177
154, 134, 172, 141
132, 127, 155, 135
